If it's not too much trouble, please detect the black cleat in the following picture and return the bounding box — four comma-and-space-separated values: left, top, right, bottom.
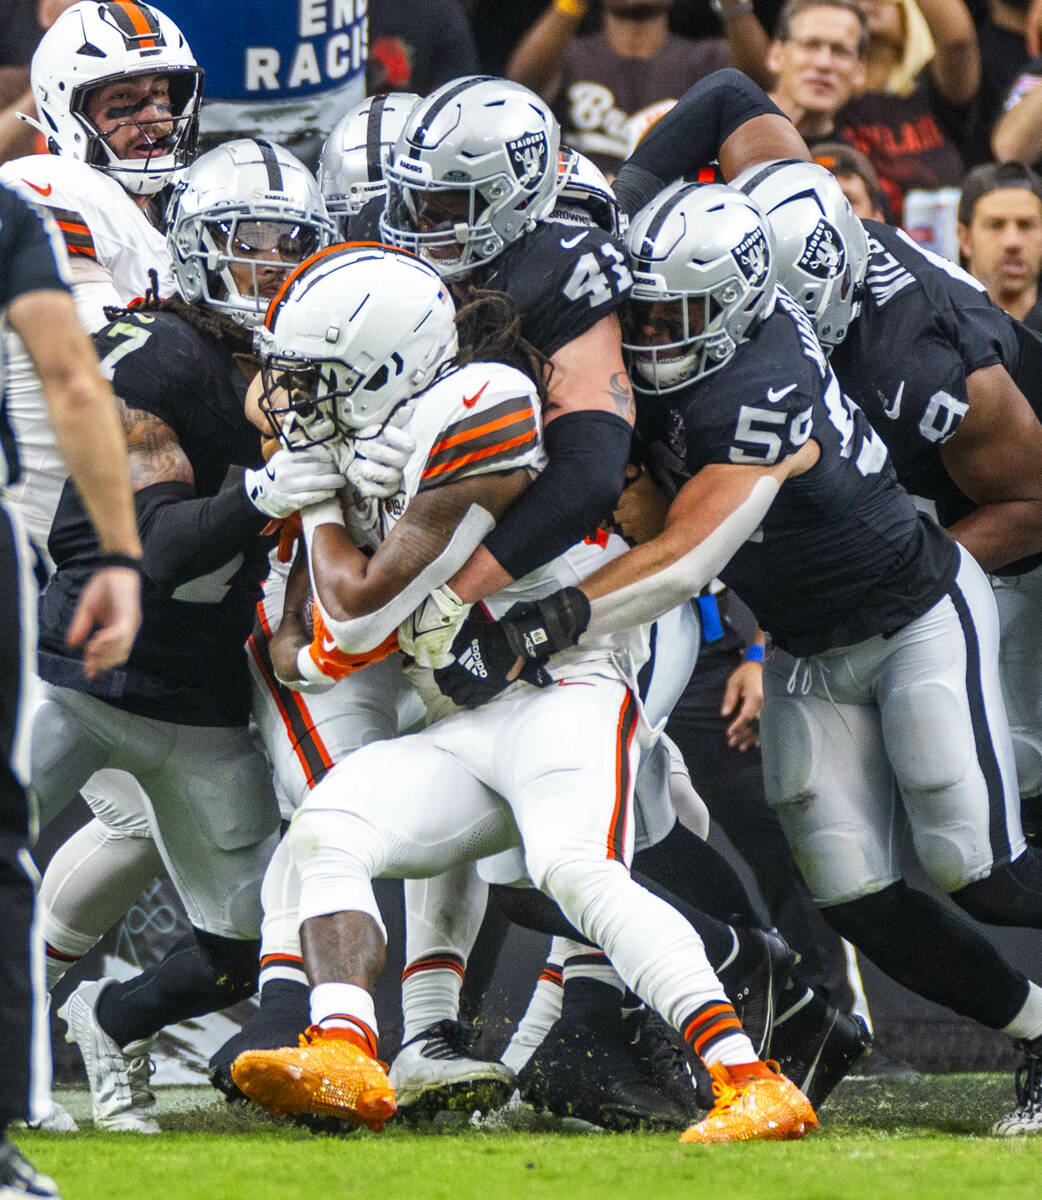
727, 928, 797, 1059
625, 1008, 703, 1120
519, 1014, 689, 1130
772, 1006, 871, 1109
0, 1137, 61, 1198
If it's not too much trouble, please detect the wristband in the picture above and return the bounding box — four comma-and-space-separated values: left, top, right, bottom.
744, 643, 765, 663
92, 552, 144, 573
553, 0, 589, 17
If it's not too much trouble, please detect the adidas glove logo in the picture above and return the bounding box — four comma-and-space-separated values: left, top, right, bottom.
458, 641, 487, 679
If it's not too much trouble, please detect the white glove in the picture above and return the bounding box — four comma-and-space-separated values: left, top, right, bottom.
399, 582, 472, 668
346, 403, 416, 500
244, 445, 346, 519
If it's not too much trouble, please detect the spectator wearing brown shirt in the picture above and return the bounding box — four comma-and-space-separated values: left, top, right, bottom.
507, 0, 770, 175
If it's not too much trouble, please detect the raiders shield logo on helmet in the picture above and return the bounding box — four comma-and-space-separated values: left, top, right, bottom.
733, 227, 770, 286
797, 219, 845, 279
506, 131, 548, 190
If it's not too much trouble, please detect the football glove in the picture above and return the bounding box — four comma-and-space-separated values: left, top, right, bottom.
433, 587, 591, 709
244, 445, 346, 519
399, 583, 472, 668
346, 403, 416, 500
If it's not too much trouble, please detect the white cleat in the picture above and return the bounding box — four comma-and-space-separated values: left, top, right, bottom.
389, 1020, 516, 1115
15, 1100, 79, 1133
991, 1041, 1042, 1136
57, 979, 158, 1134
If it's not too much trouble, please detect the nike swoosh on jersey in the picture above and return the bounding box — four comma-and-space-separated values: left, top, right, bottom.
559, 231, 588, 249
881, 380, 904, 419
23, 180, 53, 196
766, 383, 798, 403
463, 381, 490, 408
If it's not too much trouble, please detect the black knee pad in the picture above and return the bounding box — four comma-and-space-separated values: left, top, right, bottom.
194, 928, 261, 1004
950, 850, 1042, 928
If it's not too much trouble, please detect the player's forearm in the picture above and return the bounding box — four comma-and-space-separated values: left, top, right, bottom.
948, 501, 1042, 572
505, 1, 581, 98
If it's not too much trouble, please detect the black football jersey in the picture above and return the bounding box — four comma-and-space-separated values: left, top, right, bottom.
639, 288, 958, 656
831, 221, 1020, 534
39, 309, 269, 726
348, 199, 631, 358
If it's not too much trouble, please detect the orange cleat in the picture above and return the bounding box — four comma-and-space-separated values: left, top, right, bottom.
679, 1061, 818, 1144
231, 1026, 397, 1131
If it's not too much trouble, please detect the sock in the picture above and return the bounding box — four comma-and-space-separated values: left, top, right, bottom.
400, 952, 465, 1042
96, 930, 259, 1047
45, 944, 83, 991
209, 979, 310, 1075
680, 1000, 757, 1068
257, 952, 308, 991
310, 982, 378, 1055
1002, 980, 1042, 1042
501, 954, 563, 1074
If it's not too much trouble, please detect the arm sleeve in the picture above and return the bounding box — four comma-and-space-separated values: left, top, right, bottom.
134, 477, 269, 590
482, 409, 632, 581
612, 69, 786, 217
0, 185, 70, 305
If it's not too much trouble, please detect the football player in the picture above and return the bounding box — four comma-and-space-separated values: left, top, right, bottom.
0, 1, 202, 1047
32, 139, 336, 1134
228, 243, 819, 1145
735, 157, 1042, 1135
440, 181, 1042, 1140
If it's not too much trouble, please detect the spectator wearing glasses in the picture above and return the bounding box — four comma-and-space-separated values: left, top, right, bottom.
766, 0, 869, 143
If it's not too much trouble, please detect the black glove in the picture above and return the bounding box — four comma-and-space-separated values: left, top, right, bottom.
434, 587, 591, 709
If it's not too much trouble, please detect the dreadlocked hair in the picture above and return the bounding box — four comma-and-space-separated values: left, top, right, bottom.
453, 289, 550, 409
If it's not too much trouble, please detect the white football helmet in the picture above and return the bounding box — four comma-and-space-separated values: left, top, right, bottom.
732, 159, 868, 350
257, 245, 459, 449
623, 182, 777, 393
166, 139, 336, 328
318, 92, 421, 235
380, 75, 561, 279
554, 147, 624, 236
28, 1, 201, 196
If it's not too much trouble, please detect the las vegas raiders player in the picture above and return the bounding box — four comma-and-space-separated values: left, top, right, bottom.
736, 158, 1042, 1135
440, 181, 1042, 1139
32, 139, 336, 1134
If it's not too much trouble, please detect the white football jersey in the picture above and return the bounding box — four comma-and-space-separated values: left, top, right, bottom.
0, 155, 174, 553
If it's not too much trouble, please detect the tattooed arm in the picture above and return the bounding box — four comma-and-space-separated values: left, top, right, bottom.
118, 396, 269, 590
447, 313, 634, 599
116, 396, 195, 492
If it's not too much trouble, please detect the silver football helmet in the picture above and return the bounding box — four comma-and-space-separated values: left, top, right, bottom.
379, 75, 561, 279
554, 147, 624, 236
317, 92, 421, 235
732, 159, 868, 350
257, 244, 459, 448
166, 139, 336, 328
28, 1, 201, 196
623, 182, 777, 394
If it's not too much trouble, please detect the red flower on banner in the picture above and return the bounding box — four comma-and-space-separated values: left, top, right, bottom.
371, 37, 413, 88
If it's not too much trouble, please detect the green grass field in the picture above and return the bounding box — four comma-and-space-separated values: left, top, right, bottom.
13, 1074, 1040, 1200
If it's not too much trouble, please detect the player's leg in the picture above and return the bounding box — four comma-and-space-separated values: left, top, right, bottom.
60, 718, 280, 1132
0, 507, 59, 1195
230, 735, 518, 1127
39, 773, 161, 990
992, 566, 1042, 844
475, 679, 815, 1143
